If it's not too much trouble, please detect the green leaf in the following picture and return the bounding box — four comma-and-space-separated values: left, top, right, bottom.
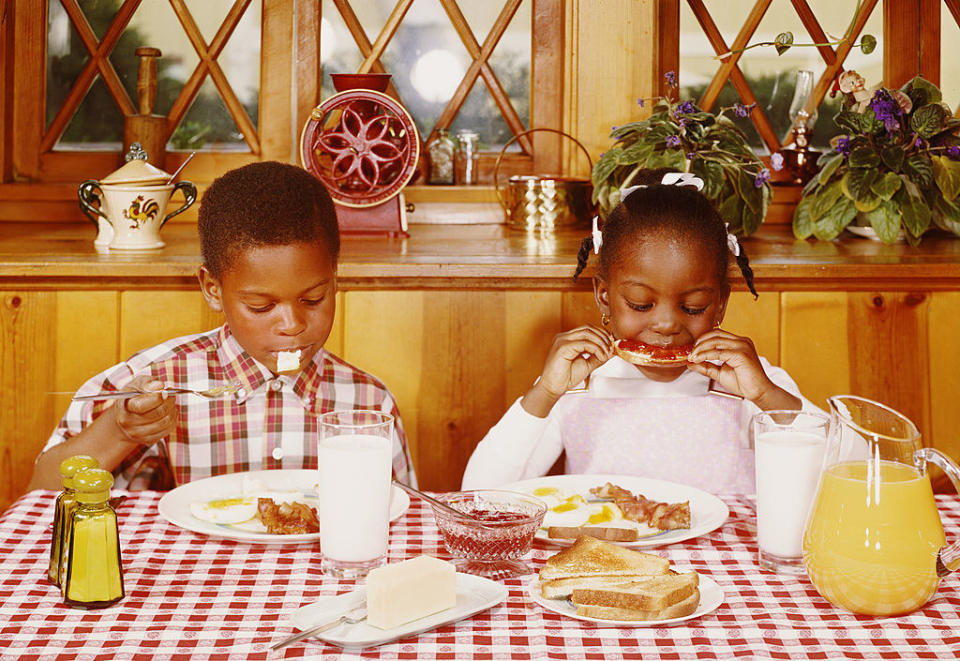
932, 154, 960, 202
618, 142, 653, 166
881, 145, 905, 173
895, 188, 931, 238
646, 148, 686, 171
741, 202, 763, 235
860, 34, 877, 54
717, 195, 743, 232
849, 146, 881, 169
810, 180, 844, 221
813, 195, 856, 241
738, 169, 762, 212
774, 31, 793, 55
690, 159, 725, 201
609, 121, 650, 139
834, 111, 861, 134
870, 172, 902, 201
863, 201, 902, 244
817, 152, 845, 185
841, 168, 877, 202
902, 76, 942, 108
934, 196, 960, 237
793, 195, 814, 239
911, 103, 950, 139
592, 150, 621, 187
905, 155, 935, 188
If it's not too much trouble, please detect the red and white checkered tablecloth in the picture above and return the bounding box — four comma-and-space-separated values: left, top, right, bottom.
2, 491, 960, 661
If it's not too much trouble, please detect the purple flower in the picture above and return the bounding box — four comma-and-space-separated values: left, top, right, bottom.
754, 169, 770, 188
674, 100, 696, 117
637, 97, 645, 107
665, 135, 682, 148
836, 136, 852, 157
948, 146, 960, 160
913, 134, 924, 148
733, 103, 756, 118
868, 89, 903, 133
664, 71, 677, 87
770, 152, 784, 171
686, 152, 696, 160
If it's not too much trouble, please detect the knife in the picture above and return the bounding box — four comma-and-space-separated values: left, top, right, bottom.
270, 604, 367, 650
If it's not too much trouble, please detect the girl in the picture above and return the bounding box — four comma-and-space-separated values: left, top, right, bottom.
462, 169, 821, 494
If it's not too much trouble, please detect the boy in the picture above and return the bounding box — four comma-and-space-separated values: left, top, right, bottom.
29, 161, 415, 489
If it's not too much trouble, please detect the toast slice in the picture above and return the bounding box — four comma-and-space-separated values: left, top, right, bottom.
547, 525, 640, 542
541, 574, 653, 599
575, 588, 701, 621
570, 571, 699, 612
538, 535, 670, 582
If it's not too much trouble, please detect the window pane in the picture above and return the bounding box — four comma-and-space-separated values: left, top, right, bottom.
942, 5, 960, 113
46, 0, 260, 151
679, 0, 882, 151
320, 0, 530, 150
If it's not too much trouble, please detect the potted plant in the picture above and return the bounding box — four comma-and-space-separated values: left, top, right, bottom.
590, 72, 775, 236
793, 71, 960, 245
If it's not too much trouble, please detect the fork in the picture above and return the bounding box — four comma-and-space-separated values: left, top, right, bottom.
270, 604, 367, 650
65, 384, 241, 401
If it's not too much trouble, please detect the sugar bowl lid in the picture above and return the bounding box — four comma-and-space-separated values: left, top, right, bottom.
101, 143, 170, 185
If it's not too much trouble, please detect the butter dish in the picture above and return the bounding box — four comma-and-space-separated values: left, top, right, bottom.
288, 572, 507, 649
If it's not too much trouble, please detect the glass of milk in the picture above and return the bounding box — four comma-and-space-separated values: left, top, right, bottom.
317, 410, 394, 578
751, 409, 830, 573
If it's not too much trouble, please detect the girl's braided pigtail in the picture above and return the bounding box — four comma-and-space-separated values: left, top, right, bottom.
735, 244, 758, 299
572, 236, 595, 282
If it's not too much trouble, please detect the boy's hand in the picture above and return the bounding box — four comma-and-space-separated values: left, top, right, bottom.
113, 376, 177, 446
523, 325, 614, 416
687, 329, 799, 410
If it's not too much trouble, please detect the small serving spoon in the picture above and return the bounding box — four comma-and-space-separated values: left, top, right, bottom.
392, 480, 498, 530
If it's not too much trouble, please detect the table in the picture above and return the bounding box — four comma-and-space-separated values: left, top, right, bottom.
2, 492, 960, 660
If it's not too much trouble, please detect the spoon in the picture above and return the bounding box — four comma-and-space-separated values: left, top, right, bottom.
165, 151, 196, 184
391, 480, 498, 530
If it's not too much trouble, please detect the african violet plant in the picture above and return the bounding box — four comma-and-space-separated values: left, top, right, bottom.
591, 72, 775, 236
794, 72, 960, 245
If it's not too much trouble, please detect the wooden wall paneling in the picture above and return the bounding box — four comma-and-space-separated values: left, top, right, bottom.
0, 0, 14, 182
724, 291, 780, 363
847, 291, 931, 445
883, 0, 941, 87
778, 292, 849, 411
1, 291, 57, 511
561, 290, 599, 329
928, 292, 960, 461
119, 290, 222, 359
11, 0, 44, 179
340, 291, 424, 481
52, 291, 119, 432
504, 291, 562, 407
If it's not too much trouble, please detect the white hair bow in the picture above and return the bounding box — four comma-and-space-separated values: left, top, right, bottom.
619, 172, 705, 203
725, 223, 741, 257
591, 215, 603, 254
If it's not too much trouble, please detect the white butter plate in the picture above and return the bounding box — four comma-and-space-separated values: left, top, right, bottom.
528, 573, 723, 626
157, 469, 409, 544
500, 474, 728, 548
288, 572, 508, 649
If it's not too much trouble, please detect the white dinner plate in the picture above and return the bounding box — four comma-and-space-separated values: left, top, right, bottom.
528, 573, 723, 627
501, 474, 728, 548
288, 571, 508, 649
157, 469, 409, 544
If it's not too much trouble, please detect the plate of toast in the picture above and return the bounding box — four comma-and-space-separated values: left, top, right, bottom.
502, 474, 728, 548
529, 536, 723, 625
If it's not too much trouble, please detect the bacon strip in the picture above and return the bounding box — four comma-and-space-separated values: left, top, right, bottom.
590, 483, 691, 530
257, 498, 319, 534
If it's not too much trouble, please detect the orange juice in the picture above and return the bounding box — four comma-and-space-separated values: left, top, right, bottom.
803, 460, 945, 615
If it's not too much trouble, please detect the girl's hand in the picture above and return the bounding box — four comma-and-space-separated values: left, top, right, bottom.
522, 325, 614, 416
687, 329, 800, 410
112, 376, 177, 446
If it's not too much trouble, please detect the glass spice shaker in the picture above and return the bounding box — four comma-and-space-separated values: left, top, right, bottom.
427, 128, 456, 185
61, 468, 125, 609
454, 130, 480, 185
48, 455, 100, 586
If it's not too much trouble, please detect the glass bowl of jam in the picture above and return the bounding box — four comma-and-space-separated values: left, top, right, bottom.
429, 490, 547, 578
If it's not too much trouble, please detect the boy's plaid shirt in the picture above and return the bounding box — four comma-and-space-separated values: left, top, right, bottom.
44, 326, 416, 488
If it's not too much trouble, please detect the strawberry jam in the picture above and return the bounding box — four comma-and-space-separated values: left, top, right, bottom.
432, 493, 546, 562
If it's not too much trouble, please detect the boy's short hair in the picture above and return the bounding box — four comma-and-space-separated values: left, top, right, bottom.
198, 161, 340, 278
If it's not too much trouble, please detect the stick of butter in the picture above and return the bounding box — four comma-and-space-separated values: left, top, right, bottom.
366, 555, 457, 629
276, 349, 301, 372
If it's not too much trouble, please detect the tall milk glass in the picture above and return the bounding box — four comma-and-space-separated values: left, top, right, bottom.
317, 410, 393, 578
803, 395, 960, 615
752, 410, 829, 573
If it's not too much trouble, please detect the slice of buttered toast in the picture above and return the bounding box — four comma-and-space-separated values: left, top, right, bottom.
576, 588, 701, 621
570, 571, 699, 612
538, 535, 670, 582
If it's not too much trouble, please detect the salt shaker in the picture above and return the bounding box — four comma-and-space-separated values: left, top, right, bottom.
61, 468, 124, 608
454, 130, 480, 185
48, 455, 100, 586
427, 129, 456, 185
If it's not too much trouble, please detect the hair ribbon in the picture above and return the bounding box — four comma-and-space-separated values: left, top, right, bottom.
725, 223, 741, 257
591, 215, 603, 254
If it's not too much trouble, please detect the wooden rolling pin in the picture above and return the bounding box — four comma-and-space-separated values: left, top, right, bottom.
123, 47, 166, 168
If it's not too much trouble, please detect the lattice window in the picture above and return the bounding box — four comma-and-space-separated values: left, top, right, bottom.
679, 1, 883, 152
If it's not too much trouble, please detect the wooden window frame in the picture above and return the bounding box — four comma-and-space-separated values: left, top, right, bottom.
0, 0, 564, 221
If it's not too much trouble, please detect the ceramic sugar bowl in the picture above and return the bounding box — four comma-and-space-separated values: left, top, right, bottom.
78, 145, 196, 252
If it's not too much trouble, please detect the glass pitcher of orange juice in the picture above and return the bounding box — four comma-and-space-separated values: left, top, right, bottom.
803, 395, 960, 616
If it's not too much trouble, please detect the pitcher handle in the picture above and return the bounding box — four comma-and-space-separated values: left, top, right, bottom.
916, 447, 960, 576
78, 180, 108, 229
160, 181, 197, 228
